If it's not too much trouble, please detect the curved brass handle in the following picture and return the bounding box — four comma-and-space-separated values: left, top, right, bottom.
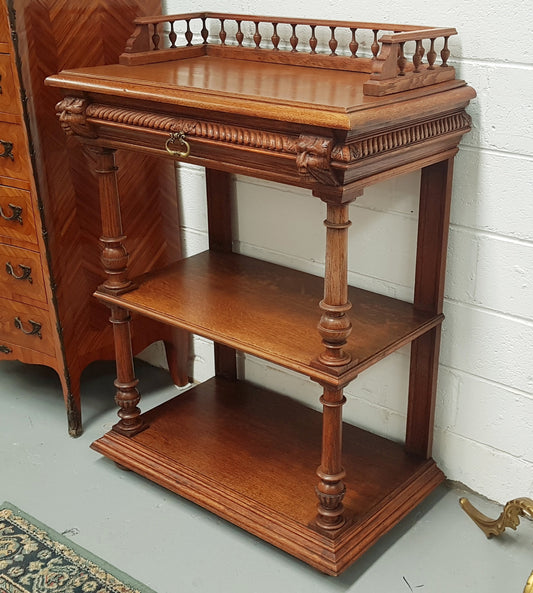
0, 203, 23, 224
0, 139, 14, 160
165, 132, 191, 158
6, 262, 33, 283
14, 317, 42, 339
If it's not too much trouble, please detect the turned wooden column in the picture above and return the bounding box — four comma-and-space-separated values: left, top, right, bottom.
109, 305, 143, 435
314, 201, 352, 530
316, 384, 347, 530
318, 203, 352, 366
92, 146, 143, 436
93, 147, 135, 295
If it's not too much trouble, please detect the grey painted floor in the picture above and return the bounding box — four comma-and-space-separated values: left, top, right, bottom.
0, 358, 531, 593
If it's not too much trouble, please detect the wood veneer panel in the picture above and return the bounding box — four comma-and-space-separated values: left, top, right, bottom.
8, 0, 189, 433
92, 376, 444, 574
96, 251, 442, 383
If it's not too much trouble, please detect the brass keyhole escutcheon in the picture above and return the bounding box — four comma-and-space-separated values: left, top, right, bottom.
165, 132, 191, 159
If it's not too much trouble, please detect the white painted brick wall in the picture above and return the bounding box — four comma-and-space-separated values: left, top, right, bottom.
150, 0, 533, 504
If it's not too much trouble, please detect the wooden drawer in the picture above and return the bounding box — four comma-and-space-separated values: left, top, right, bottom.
0, 4, 10, 51
0, 120, 31, 182
0, 184, 37, 244
0, 243, 47, 303
0, 53, 19, 116
0, 296, 55, 355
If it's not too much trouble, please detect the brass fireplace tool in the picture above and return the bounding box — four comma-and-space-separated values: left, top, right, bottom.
460, 496, 533, 592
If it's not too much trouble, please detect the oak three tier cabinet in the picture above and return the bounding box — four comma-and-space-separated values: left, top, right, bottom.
47, 13, 476, 574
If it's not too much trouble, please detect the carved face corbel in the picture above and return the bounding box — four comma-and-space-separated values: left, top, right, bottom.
55, 97, 97, 138
296, 135, 339, 186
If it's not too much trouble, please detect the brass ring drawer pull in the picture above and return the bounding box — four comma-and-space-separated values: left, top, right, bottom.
0, 345, 12, 354
0, 203, 23, 224
0, 139, 14, 161
14, 317, 42, 339
165, 132, 190, 158
6, 262, 33, 283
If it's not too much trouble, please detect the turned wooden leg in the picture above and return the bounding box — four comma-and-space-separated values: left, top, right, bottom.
317, 203, 352, 367
406, 158, 454, 457
92, 146, 135, 295
315, 384, 347, 530
313, 200, 354, 530
110, 305, 144, 436
92, 146, 142, 435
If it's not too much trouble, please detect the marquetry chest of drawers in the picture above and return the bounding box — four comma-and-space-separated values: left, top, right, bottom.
0, 3, 61, 380
0, 0, 188, 435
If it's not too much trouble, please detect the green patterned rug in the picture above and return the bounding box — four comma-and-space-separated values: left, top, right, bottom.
0, 503, 155, 593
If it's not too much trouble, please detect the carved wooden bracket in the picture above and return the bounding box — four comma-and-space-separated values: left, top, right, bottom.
55, 97, 97, 138
296, 135, 339, 186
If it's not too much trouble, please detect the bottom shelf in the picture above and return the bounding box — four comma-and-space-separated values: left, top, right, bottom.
91, 377, 444, 575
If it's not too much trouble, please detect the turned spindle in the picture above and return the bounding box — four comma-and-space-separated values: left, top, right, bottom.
290, 24, 299, 52
349, 27, 359, 58
109, 305, 144, 436
168, 21, 177, 48
201, 17, 209, 44
309, 25, 318, 54
441, 36, 450, 66
253, 21, 262, 48
185, 19, 193, 46
427, 38, 437, 69
151, 23, 160, 50
315, 385, 347, 530
398, 41, 407, 75
219, 18, 227, 45
93, 148, 134, 295
236, 20, 244, 46
317, 203, 352, 367
371, 29, 380, 58
329, 26, 338, 56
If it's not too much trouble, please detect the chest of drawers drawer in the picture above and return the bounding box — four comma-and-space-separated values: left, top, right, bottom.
0, 1, 9, 52
0, 53, 18, 115
0, 296, 54, 355
0, 184, 37, 244
0, 243, 46, 303
0, 120, 32, 182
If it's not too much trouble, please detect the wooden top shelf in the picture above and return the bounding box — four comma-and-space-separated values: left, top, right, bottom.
45, 13, 475, 197
95, 251, 442, 385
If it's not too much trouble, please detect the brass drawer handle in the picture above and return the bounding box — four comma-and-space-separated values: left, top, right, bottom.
6, 262, 33, 283
14, 317, 42, 339
0, 345, 12, 354
0, 139, 14, 161
165, 132, 190, 158
0, 203, 23, 224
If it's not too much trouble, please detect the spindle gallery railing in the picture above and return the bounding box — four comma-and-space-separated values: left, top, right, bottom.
120, 13, 459, 96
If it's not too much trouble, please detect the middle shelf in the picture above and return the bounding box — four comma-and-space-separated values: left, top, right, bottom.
95, 250, 442, 384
